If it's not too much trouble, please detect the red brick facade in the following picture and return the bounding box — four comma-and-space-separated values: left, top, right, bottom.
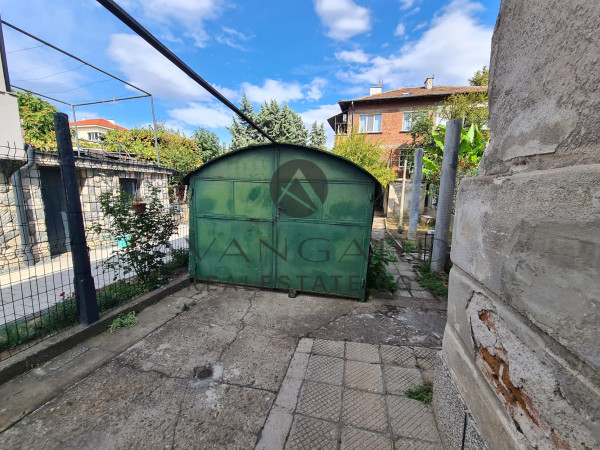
328, 83, 487, 173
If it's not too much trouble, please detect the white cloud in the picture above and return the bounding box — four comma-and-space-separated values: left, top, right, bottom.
337, 0, 492, 87
241, 79, 304, 104
215, 27, 253, 51
414, 21, 428, 31
399, 0, 416, 10
125, 0, 227, 47
168, 102, 232, 130
394, 23, 406, 36
306, 77, 328, 101
335, 49, 370, 64
313, 0, 371, 40
107, 34, 235, 102
299, 104, 341, 149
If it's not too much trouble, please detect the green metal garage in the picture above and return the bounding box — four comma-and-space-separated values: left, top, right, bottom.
184, 143, 378, 300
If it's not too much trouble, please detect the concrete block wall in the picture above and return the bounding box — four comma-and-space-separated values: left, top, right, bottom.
433, 1, 600, 449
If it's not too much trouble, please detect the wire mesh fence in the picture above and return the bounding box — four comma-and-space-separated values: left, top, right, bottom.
0, 141, 189, 361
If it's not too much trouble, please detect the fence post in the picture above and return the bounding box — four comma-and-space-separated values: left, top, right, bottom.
54, 112, 99, 324
407, 148, 423, 241
399, 158, 408, 229
430, 118, 462, 273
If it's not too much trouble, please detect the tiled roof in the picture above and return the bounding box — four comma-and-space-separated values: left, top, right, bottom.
341, 85, 487, 103
68, 118, 127, 131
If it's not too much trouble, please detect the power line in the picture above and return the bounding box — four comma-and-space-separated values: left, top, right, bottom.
12, 64, 85, 82
7, 44, 45, 53
43, 78, 112, 95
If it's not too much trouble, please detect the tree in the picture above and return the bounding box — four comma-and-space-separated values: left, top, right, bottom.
227, 96, 309, 149
332, 131, 396, 187
105, 124, 202, 183
440, 65, 490, 133
441, 91, 489, 131
227, 94, 261, 150
308, 121, 327, 149
17, 92, 57, 149
469, 65, 489, 86
192, 128, 223, 162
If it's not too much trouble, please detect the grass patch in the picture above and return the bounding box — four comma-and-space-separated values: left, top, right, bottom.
0, 297, 79, 353
405, 383, 433, 404
0, 249, 190, 354
108, 311, 139, 333
414, 262, 448, 299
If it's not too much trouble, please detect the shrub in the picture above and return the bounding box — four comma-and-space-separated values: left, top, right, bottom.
367, 244, 398, 292
93, 188, 177, 283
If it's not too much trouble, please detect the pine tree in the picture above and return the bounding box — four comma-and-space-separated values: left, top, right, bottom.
469, 66, 489, 86
228, 96, 309, 148
308, 121, 327, 149
227, 94, 261, 150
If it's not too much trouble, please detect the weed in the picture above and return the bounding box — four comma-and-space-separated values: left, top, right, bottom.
190, 301, 197, 306
403, 240, 417, 253
405, 383, 433, 404
97, 281, 149, 312
182, 303, 190, 312
108, 311, 139, 333
414, 262, 448, 299
0, 295, 79, 352
367, 244, 398, 292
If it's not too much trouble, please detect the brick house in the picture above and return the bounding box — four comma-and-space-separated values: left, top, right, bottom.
327, 77, 487, 218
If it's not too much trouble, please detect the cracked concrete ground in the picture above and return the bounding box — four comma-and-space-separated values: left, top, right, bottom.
0, 218, 447, 449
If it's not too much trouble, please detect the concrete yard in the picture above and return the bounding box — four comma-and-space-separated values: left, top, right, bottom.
0, 243, 446, 449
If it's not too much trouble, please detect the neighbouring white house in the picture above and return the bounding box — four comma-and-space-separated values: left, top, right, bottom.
69, 118, 127, 142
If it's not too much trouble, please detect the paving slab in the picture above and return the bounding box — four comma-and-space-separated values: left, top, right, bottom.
1, 227, 445, 449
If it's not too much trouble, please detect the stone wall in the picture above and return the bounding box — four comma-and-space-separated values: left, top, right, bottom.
433, 1, 600, 449
0, 152, 174, 270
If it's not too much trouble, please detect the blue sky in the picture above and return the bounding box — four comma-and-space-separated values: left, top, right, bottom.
0, 0, 500, 148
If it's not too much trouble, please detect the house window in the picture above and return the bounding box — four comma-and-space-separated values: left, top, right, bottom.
87, 132, 100, 141
119, 178, 138, 197
359, 114, 382, 133
402, 112, 420, 131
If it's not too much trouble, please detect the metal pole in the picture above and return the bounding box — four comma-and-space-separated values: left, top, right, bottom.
399, 158, 408, 229
407, 148, 423, 241
0, 13, 11, 92
96, 0, 276, 144
54, 112, 99, 325
71, 105, 80, 157
150, 95, 160, 166
431, 119, 462, 272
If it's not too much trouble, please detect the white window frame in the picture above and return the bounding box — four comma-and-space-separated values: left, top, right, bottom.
359, 114, 382, 133
402, 112, 420, 132
87, 131, 100, 141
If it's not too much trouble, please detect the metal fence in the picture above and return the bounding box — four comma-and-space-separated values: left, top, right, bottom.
0, 137, 189, 361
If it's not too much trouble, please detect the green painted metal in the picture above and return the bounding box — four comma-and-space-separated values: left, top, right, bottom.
186, 143, 377, 300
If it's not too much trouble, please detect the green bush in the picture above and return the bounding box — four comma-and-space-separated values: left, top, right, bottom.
367, 244, 398, 292
93, 188, 177, 283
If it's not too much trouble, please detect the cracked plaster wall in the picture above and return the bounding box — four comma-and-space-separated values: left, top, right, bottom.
434, 1, 600, 449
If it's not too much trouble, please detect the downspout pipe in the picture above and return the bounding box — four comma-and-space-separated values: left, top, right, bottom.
11, 143, 35, 266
